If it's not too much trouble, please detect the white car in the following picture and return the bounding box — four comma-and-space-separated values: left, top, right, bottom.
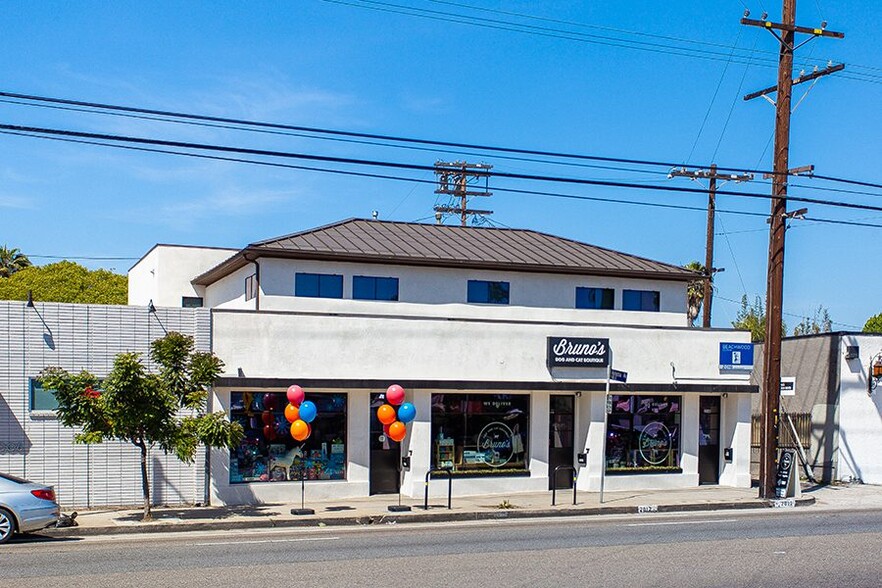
0, 472, 60, 544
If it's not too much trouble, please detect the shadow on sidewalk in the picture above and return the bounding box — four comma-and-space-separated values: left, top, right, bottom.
115, 504, 284, 522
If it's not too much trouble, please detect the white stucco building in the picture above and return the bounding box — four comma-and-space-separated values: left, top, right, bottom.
753, 332, 882, 485
130, 218, 757, 506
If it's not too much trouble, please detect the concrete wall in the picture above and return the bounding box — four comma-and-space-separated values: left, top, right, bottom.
207, 307, 753, 504
128, 245, 236, 308
206, 257, 690, 324
836, 334, 882, 484
212, 308, 750, 384
753, 335, 841, 482
0, 301, 211, 508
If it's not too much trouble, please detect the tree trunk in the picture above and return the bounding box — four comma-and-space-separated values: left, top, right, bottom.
137, 439, 152, 522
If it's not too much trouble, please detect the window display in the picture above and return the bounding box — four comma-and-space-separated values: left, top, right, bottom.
229, 392, 347, 483
431, 393, 529, 475
605, 395, 681, 474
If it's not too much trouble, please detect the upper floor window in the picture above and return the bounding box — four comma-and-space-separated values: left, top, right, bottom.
353, 276, 399, 301
245, 274, 258, 301
467, 280, 510, 305
295, 273, 343, 299
576, 287, 614, 310
30, 379, 58, 412
182, 296, 204, 308
623, 289, 660, 312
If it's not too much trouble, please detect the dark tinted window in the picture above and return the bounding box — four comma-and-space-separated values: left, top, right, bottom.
353, 276, 399, 301
622, 289, 660, 312
30, 379, 58, 411
295, 273, 343, 298
182, 296, 204, 308
576, 287, 615, 310
467, 280, 510, 305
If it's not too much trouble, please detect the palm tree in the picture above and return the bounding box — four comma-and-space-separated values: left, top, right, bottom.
683, 261, 706, 327
0, 245, 32, 278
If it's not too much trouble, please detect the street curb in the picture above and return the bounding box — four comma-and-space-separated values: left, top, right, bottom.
41, 496, 815, 538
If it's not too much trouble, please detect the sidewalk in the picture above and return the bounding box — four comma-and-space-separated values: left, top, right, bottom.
43, 483, 880, 537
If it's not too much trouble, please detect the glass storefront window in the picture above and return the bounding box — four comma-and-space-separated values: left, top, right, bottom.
605, 395, 681, 474
431, 393, 529, 475
229, 392, 347, 483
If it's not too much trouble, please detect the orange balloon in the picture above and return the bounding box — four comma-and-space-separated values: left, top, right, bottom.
387, 420, 406, 442
377, 403, 397, 425
284, 403, 300, 423
291, 419, 310, 441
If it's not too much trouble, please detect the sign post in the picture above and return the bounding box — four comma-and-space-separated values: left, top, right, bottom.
599, 347, 613, 505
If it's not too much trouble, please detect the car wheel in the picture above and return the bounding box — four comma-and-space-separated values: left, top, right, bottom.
0, 508, 15, 544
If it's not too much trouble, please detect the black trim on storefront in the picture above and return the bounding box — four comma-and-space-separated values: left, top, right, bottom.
214, 377, 757, 394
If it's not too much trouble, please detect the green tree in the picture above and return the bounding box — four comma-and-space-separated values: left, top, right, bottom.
40, 332, 243, 521
0, 260, 126, 304
0, 245, 32, 278
731, 295, 787, 342
792, 305, 833, 336
683, 261, 706, 327
864, 313, 882, 334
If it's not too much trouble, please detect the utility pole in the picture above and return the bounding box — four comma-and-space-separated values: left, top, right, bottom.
434, 161, 493, 226
741, 3, 843, 498
670, 165, 752, 327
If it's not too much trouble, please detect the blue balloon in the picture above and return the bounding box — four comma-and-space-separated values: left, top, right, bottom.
299, 400, 318, 423
397, 402, 416, 424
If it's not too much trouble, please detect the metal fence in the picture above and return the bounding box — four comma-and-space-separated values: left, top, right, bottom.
750, 412, 812, 479
751, 412, 812, 448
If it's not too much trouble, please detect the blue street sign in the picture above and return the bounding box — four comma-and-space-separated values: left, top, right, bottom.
610, 369, 628, 383
719, 342, 754, 370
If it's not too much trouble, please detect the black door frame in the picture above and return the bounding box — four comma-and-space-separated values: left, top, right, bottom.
698, 395, 721, 485
369, 393, 401, 495
549, 394, 576, 490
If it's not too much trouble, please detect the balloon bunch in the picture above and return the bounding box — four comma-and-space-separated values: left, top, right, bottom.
260, 393, 279, 441
285, 385, 318, 442
376, 384, 416, 443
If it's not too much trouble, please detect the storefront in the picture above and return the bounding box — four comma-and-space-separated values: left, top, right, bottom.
127, 218, 758, 505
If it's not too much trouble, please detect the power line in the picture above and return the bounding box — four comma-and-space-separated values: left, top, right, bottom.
5, 128, 882, 231
5, 122, 882, 215
321, 0, 882, 86
5, 89, 882, 192
715, 293, 863, 330
0, 89, 776, 175
0, 97, 672, 178
28, 254, 139, 261
324, 0, 838, 72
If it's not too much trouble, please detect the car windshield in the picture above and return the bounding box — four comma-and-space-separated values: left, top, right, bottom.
0, 472, 32, 485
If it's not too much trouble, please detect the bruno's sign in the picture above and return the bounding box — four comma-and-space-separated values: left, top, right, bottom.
547, 337, 610, 368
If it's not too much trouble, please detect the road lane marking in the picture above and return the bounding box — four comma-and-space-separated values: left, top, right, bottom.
193, 536, 340, 546
626, 519, 737, 527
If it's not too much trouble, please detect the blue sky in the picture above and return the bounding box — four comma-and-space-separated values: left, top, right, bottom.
1, 1, 880, 330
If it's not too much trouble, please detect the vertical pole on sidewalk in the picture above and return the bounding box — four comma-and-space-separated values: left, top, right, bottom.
301, 463, 306, 510
600, 348, 612, 505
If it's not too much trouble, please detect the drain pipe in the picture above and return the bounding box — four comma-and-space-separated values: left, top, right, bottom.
243, 252, 260, 311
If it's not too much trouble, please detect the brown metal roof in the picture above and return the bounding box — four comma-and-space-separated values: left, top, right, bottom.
192, 218, 697, 285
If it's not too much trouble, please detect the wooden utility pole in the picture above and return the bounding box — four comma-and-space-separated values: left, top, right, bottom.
741, 3, 843, 498
434, 161, 493, 226
670, 165, 752, 327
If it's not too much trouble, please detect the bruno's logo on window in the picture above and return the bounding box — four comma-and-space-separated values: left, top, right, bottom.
477, 422, 514, 467
638, 422, 672, 466
547, 337, 610, 368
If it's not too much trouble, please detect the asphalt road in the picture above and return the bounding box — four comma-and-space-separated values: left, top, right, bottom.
3, 509, 881, 588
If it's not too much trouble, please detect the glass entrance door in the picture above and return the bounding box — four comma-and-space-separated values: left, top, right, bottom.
369, 393, 401, 494
698, 396, 721, 485
549, 395, 575, 490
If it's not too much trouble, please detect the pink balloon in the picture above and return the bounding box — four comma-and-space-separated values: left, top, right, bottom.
386, 384, 405, 406
286, 385, 305, 406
